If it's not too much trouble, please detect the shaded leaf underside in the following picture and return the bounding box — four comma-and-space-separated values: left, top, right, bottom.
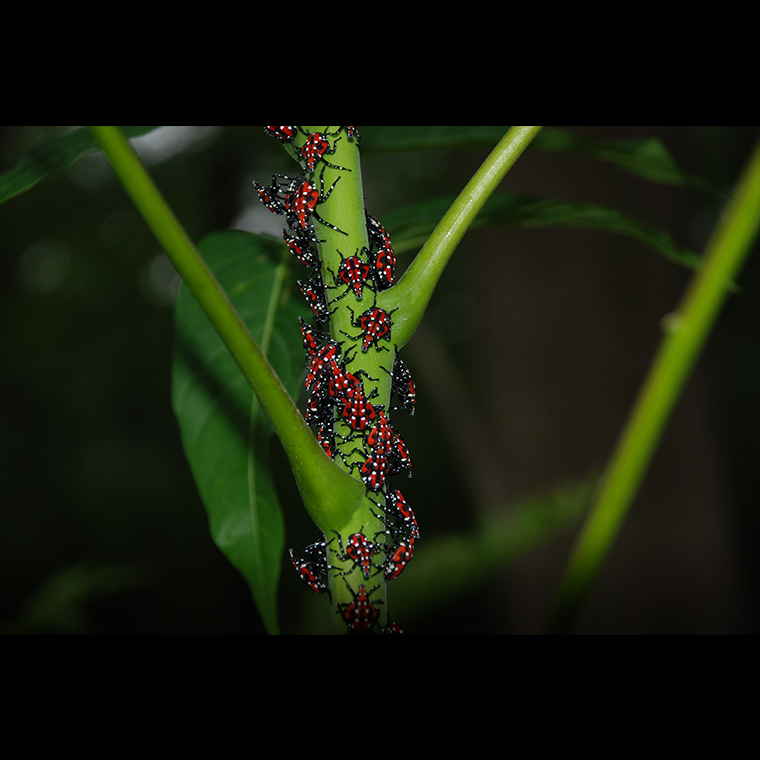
171, 230, 304, 634
0, 126, 158, 204
385, 193, 703, 272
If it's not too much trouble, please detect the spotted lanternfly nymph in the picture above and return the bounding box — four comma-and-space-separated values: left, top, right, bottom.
328, 247, 374, 303
305, 376, 333, 427
288, 537, 332, 596
342, 126, 360, 143
342, 304, 397, 353
388, 429, 412, 479
296, 127, 349, 173
299, 317, 326, 362
305, 340, 344, 390
383, 537, 415, 581
264, 126, 299, 142
340, 392, 378, 432
365, 409, 395, 458
331, 531, 381, 580
372, 488, 419, 543
365, 212, 396, 290
298, 271, 335, 323
282, 227, 321, 269
337, 580, 382, 635
345, 451, 390, 492
284, 166, 347, 237
385, 350, 416, 416
253, 176, 287, 216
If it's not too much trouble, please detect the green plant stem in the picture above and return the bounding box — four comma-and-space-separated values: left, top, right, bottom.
293, 127, 391, 631
544, 139, 760, 635
88, 126, 363, 531
389, 126, 543, 347
299, 126, 392, 429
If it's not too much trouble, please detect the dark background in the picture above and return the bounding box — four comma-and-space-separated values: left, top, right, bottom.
1, 126, 757, 634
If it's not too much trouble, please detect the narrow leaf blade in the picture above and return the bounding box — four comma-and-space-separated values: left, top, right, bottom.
171, 230, 304, 634
385, 193, 703, 272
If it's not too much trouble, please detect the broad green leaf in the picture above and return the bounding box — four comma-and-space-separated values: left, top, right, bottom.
384, 193, 703, 272
171, 230, 304, 635
361, 126, 714, 190
0, 126, 159, 204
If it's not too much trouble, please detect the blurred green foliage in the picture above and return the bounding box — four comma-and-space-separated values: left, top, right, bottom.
1, 126, 757, 634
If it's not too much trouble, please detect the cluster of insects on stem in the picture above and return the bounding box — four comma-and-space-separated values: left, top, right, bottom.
254, 126, 418, 633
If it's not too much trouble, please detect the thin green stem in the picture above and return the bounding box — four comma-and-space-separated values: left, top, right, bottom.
388, 126, 543, 347
89, 126, 363, 531
89, 126, 298, 439
544, 139, 760, 634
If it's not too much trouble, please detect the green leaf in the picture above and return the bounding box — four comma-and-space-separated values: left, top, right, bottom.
533, 129, 719, 191
171, 230, 304, 635
0, 126, 159, 204
385, 193, 703, 272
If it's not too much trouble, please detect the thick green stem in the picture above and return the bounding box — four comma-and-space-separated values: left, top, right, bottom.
544, 139, 760, 634
294, 127, 390, 631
